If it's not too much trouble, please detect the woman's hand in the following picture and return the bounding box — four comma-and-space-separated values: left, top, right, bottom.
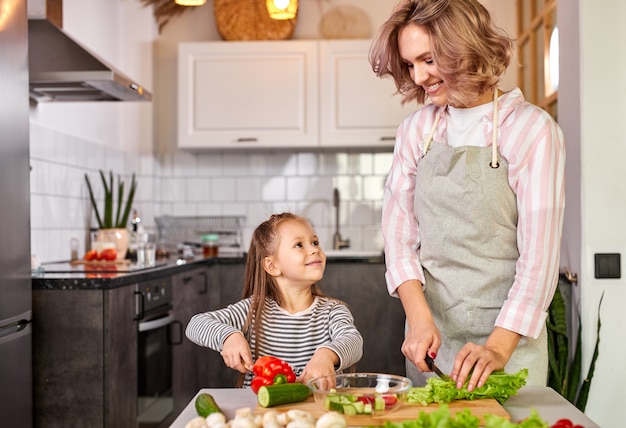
297, 348, 338, 387
451, 327, 521, 391
220, 332, 254, 374
397, 280, 441, 372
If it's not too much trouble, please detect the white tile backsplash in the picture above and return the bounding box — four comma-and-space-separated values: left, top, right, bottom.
30, 123, 393, 262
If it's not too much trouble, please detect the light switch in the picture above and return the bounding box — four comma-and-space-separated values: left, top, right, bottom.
594, 253, 620, 279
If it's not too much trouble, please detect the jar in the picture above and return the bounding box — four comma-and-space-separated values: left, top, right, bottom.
202, 234, 220, 257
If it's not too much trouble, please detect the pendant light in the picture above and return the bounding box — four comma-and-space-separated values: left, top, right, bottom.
175, 0, 206, 6
266, 0, 298, 20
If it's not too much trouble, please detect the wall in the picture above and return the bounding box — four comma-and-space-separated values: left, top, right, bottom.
561, 1, 626, 426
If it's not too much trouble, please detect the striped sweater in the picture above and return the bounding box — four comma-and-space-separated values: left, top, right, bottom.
383, 88, 565, 340
185, 296, 363, 387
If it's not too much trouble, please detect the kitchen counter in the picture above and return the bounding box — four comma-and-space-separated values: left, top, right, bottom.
169, 387, 600, 428
31, 256, 225, 290
31, 252, 384, 290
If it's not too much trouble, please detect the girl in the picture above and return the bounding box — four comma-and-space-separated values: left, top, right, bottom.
185, 213, 363, 387
369, 0, 565, 391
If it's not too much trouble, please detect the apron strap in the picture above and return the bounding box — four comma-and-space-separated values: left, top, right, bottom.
490, 89, 500, 168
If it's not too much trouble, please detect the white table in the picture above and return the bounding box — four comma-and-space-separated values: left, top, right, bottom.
169, 386, 600, 428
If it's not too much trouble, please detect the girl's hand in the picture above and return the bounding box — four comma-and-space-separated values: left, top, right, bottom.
297, 348, 338, 387
220, 332, 254, 374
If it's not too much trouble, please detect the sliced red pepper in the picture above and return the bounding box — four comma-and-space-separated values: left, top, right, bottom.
250, 356, 296, 394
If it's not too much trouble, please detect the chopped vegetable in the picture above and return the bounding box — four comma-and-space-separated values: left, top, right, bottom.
251, 356, 297, 394
406, 368, 528, 405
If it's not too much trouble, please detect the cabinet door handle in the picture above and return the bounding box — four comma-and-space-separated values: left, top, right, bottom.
198, 271, 208, 295
236, 137, 258, 142
134, 291, 145, 321
182, 275, 193, 284
380, 136, 395, 141
168, 320, 183, 345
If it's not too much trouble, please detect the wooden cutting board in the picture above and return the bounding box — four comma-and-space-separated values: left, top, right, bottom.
255, 397, 509, 425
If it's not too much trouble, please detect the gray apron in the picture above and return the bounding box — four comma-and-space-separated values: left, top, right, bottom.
406, 95, 548, 387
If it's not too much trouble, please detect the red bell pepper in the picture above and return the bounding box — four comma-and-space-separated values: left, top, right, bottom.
250, 356, 296, 394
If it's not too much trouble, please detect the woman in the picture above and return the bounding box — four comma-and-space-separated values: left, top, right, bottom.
369, 0, 565, 391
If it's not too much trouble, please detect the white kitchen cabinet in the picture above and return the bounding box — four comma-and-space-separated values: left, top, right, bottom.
319, 40, 416, 148
178, 41, 319, 149
178, 40, 416, 149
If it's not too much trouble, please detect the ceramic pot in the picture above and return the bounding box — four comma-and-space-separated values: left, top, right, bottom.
95, 228, 129, 260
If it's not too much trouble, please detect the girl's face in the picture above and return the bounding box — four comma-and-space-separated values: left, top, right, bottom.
398, 24, 448, 107
268, 219, 326, 286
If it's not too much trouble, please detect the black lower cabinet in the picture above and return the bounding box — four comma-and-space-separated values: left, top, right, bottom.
32, 286, 137, 428
319, 262, 406, 377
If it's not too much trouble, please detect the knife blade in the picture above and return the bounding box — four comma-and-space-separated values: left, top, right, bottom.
425, 355, 449, 380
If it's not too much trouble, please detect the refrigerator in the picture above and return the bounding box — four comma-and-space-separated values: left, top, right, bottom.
0, 0, 33, 427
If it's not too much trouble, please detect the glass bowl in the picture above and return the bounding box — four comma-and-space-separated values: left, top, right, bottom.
307, 373, 412, 416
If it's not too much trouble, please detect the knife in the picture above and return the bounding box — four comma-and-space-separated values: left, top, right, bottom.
425, 354, 449, 380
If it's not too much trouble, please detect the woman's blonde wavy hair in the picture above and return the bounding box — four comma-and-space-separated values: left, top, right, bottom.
369, 0, 514, 107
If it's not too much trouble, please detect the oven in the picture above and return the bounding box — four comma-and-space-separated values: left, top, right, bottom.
135, 277, 181, 428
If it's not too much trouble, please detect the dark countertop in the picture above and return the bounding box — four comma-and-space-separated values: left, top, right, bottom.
32, 252, 384, 290
31, 256, 222, 290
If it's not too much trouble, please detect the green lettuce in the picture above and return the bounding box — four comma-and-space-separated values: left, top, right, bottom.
381, 405, 548, 428
406, 368, 528, 405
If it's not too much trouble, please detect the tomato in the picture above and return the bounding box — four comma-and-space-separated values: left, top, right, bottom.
84, 250, 98, 261
100, 248, 117, 261
357, 396, 374, 404
382, 395, 398, 407
552, 419, 574, 428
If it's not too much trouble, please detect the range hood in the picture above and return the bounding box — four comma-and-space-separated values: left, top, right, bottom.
28, 19, 152, 102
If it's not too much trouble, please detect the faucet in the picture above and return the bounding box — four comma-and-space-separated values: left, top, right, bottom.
332, 188, 350, 250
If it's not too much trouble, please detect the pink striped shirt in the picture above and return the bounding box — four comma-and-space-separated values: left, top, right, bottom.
383, 88, 565, 339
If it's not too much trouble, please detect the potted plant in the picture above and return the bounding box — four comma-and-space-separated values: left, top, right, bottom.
85, 170, 137, 260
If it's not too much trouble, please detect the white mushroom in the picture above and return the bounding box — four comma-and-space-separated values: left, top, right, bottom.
286, 420, 315, 428
261, 410, 281, 428
185, 416, 208, 428
231, 416, 257, 428
254, 414, 264, 428
235, 408, 254, 420
315, 412, 347, 428
206, 413, 227, 427
286, 409, 315, 425
276, 412, 290, 426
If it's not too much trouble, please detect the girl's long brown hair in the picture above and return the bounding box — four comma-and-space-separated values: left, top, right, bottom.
241, 213, 324, 360
369, 0, 514, 107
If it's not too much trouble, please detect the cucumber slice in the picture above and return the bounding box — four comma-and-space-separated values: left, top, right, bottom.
342, 404, 357, 415
374, 396, 386, 411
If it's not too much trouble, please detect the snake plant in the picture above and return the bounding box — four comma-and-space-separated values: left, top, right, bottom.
547, 273, 604, 412
85, 170, 137, 229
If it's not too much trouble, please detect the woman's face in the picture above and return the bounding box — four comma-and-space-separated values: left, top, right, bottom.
398, 24, 448, 106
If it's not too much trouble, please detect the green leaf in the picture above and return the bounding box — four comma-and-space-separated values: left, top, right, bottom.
575, 292, 604, 411
406, 369, 528, 406
84, 174, 103, 229
118, 173, 137, 228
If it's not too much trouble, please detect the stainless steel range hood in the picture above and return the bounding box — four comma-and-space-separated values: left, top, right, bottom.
28, 19, 152, 102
